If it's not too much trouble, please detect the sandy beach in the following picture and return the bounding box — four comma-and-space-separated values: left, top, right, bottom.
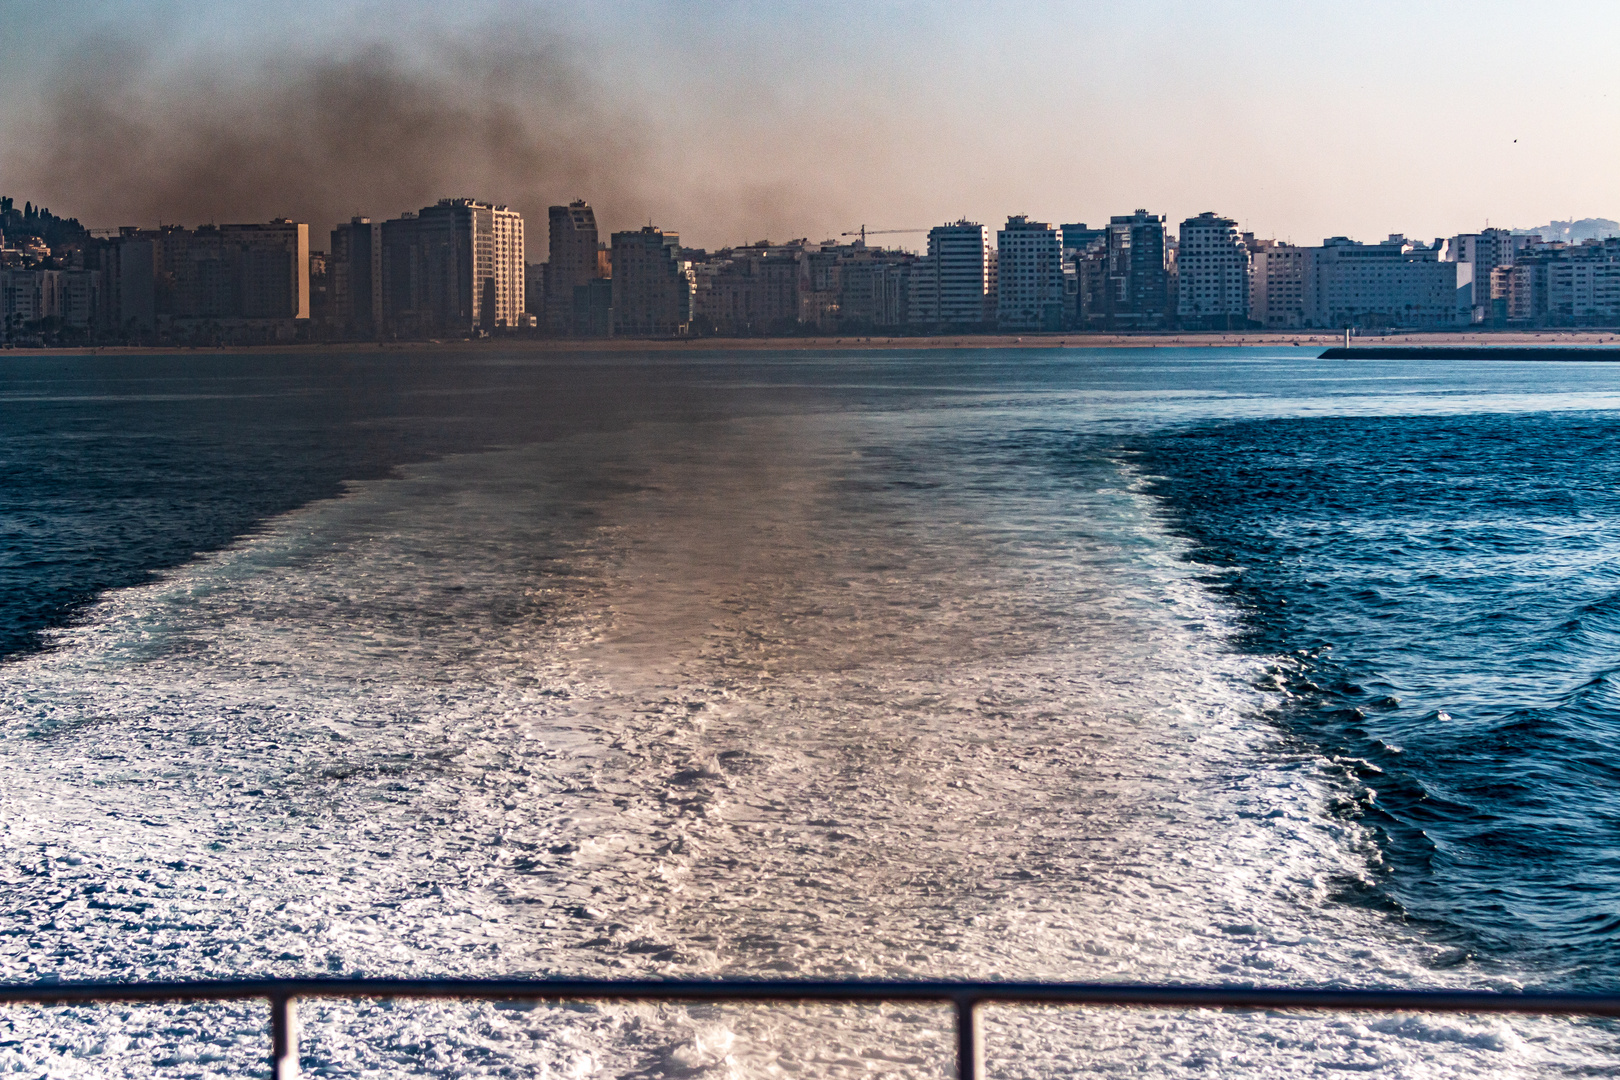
10, 328, 1620, 357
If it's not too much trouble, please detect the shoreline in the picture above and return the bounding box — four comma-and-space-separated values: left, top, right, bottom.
8, 329, 1620, 356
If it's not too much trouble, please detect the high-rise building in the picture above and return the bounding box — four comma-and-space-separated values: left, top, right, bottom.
1545, 248, 1620, 324
1105, 210, 1169, 329
1075, 245, 1109, 328
308, 249, 329, 323
1176, 212, 1249, 329
113, 233, 157, 332
149, 221, 309, 321
610, 226, 692, 336
1248, 240, 1311, 328
784, 241, 918, 332
216, 220, 310, 319
380, 199, 524, 336
546, 201, 601, 333
996, 216, 1065, 331
800, 244, 846, 330
330, 217, 382, 336
1504, 261, 1544, 323
1245, 234, 1473, 329
1489, 263, 1518, 322
935, 220, 993, 325
95, 226, 182, 328
489, 204, 525, 327
1448, 228, 1531, 324
908, 254, 938, 325
911, 221, 991, 326
1060, 222, 1106, 327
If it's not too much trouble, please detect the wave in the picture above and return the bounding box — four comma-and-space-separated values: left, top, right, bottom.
2, 411, 1602, 1075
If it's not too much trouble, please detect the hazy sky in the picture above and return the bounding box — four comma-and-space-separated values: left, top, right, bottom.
2, 0, 1616, 254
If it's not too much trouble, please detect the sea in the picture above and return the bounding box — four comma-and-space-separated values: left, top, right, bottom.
1, 346, 1618, 1077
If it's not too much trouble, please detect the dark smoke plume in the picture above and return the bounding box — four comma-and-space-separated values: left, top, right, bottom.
13, 31, 649, 253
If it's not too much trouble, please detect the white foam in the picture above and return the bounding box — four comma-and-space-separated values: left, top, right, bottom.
0, 410, 1608, 1075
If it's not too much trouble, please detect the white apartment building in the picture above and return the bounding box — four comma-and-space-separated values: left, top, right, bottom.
1, 268, 60, 325
1498, 250, 1619, 325
1242, 234, 1473, 328
910, 220, 991, 325
1314, 236, 1472, 328
1176, 212, 1248, 326
1546, 258, 1620, 323
996, 216, 1065, 331
491, 205, 526, 326
0, 268, 101, 336
1505, 241, 1620, 324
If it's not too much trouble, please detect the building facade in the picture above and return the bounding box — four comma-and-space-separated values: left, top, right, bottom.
911, 221, 992, 326
836, 250, 917, 329
610, 226, 691, 337
1503, 239, 1620, 325
1176, 212, 1249, 328
112, 233, 157, 332
1312, 235, 1471, 328
1448, 228, 1531, 324
1247, 240, 1311, 328
81, 220, 307, 340
1060, 224, 1107, 257
546, 201, 601, 334
222, 221, 310, 319
329, 217, 382, 337
155, 221, 309, 322
693, 245, 803, 335
489, 205, 525, 328
1060, 224, 1106, 328
996, 216, 1065, 331
524, 262, 546, 323
572, 277, 613, 337
380, 199, 524, 336
58, 268, 99, 329
1, 268, 57, 328
1091, 210, 1168, 329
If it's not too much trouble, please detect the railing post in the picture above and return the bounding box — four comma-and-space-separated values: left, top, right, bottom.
270, 993, 298, 1080
955, 996, 982, 1080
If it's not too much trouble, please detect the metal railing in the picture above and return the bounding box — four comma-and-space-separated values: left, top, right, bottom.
4, 977, 1620, 1079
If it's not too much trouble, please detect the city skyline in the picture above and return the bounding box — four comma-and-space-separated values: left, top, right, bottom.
2, 1, 1618, 254
11, 192, 1620, 344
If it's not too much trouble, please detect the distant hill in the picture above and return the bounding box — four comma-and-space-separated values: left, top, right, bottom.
0, 196, 90, 250
1512, 218, 1620, 242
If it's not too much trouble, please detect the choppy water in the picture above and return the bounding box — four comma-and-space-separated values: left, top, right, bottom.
2, 348, 1620, 1076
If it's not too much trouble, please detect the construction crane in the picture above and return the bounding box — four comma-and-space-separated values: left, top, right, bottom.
840, 225, 930, 245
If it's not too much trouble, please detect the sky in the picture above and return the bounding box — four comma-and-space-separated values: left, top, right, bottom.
1, 0, 1617, 255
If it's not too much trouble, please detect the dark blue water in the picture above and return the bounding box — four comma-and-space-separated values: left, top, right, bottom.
0, 359, 418, 656
1138, 411, 1620, 988
6, 346, 1620, 995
